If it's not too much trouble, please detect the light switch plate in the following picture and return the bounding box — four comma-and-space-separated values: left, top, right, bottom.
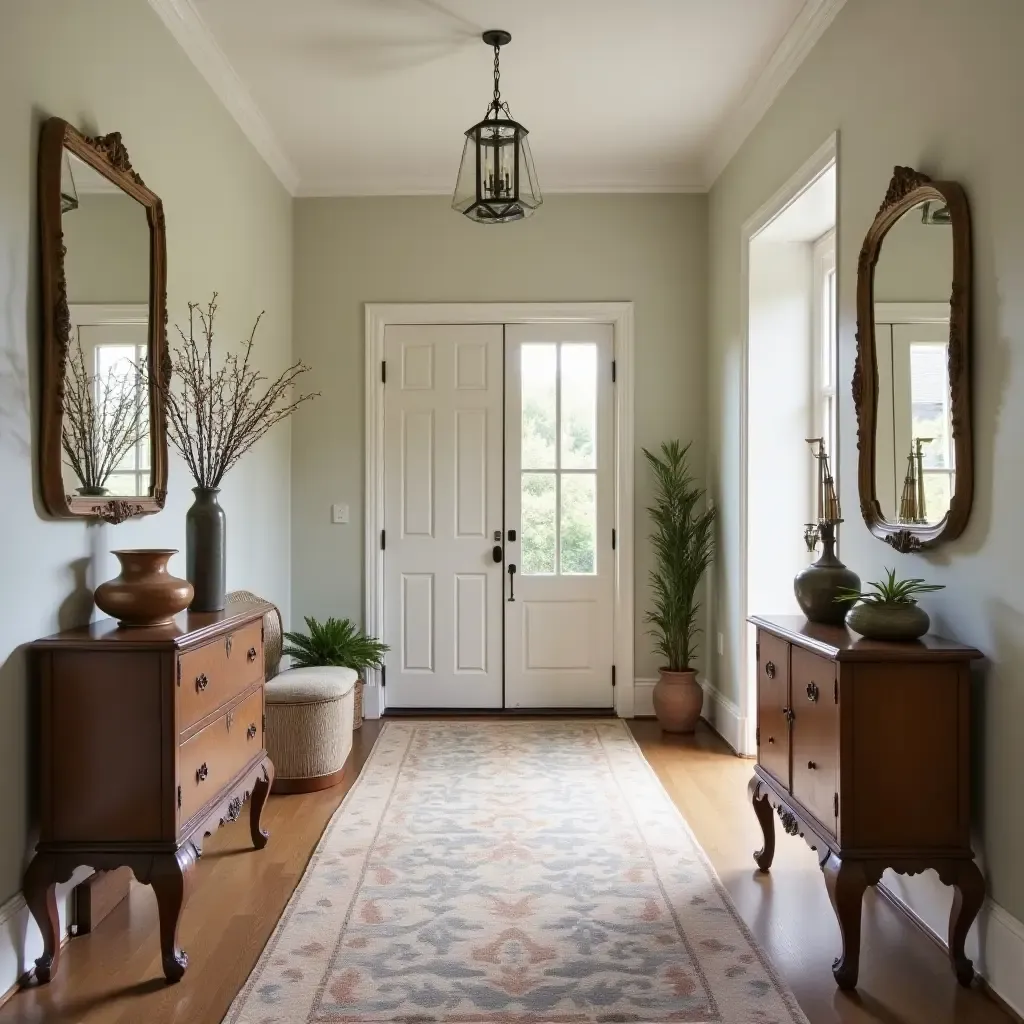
332, 503, 349, 525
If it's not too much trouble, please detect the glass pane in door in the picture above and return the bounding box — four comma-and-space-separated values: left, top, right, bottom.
520, 344, 556, 469
560, 344, 597, 469
560, 473, 596, 574
521, 472, 556, 574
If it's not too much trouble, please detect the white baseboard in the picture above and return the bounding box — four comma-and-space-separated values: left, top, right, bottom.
0, 869, 89, 996
633, 677, 747, 756
879, 880, 1024, 1017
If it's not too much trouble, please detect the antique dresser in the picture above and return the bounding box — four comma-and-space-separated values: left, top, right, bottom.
25, 599, 275, 984
748, 614, 984, 990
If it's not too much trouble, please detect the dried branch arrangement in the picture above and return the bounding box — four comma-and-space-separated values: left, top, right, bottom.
62, 339, 147, 494
161, 294, 318, 489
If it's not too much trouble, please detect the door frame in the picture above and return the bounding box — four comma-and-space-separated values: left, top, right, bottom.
737, 132, 837, 757
364, 302, 635, 720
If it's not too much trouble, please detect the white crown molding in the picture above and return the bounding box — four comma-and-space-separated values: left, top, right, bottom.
295, 179, 708, 198
147, 0, 299, 194
703, 0, 848, 187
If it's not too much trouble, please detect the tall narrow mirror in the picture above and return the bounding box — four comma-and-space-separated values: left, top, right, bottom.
38, 118, 167, 523
854, 167, 972, 552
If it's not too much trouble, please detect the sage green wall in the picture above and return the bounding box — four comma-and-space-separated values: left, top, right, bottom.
707, 0, 1024, 929
291, 194, 708, 685
62, 193, 150, 305
0, 0, 293, 960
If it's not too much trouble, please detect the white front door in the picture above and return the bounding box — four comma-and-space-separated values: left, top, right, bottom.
382, 322, 615, 710
503, 324, 615, 708
382, 324, 504, 708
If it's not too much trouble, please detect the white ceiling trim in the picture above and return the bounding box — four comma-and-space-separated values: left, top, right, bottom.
702, 0, 847, 187
294, 180, 709, 199
147, 0, 300, 193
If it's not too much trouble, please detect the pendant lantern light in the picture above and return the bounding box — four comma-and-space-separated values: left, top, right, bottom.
452, 30, 542, 224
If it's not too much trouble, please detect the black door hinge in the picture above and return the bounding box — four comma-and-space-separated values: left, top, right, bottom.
611, 359, 617, 383
755, 726, 760, 746
755, 639, 760, 660
612, 528, 616, 550
611, 664, 616, 688
381, 665, 387, 688
176, 661, 181, 687
381, 529, 386, 550
177, 785, 182, 810
834, 792, 839, 818
262, 712, 266, 733
834, 678, 838, 703
381, 360, 387, 384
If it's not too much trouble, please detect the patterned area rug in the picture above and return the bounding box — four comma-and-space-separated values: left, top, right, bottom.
225, 721, 808, 1024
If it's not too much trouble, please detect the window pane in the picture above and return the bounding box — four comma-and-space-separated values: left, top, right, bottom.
910, 343, 952, 469
521, 344, 556, 469
923, 472, 951, 521
521, 472, 556, 574
559, 473, 596, 575
105, 473, 139, 496
560, 343, 597, 469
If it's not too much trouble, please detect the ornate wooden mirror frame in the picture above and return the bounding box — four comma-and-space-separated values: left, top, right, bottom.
38, 117, 168, 524
854, 165, 973, 552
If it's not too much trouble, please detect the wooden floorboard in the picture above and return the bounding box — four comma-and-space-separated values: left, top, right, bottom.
0, 718, 1013, 1024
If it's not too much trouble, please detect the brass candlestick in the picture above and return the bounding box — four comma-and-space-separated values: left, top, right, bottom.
794, 438, 861, 625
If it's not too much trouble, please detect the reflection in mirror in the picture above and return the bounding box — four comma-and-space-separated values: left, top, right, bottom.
873, 200, 953, 527
58, 150, 152, 499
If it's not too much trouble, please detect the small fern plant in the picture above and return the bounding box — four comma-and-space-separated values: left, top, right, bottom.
644, 441, 717, 673
282, 616, 388, 672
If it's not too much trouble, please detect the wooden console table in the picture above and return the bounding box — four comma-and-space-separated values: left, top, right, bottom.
748, 614, 984, 990
25, 600, 275, 984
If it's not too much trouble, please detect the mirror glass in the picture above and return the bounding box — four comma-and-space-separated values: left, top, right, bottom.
58, 149, 152, 499
873, 199, 954, 526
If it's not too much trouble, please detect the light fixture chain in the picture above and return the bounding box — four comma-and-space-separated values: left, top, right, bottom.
492, 44, 501, 109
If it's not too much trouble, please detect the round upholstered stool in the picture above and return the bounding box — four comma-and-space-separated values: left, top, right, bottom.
265, 666, 357, 793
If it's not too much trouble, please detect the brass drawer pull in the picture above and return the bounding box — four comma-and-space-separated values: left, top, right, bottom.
765, 661, 776, 679
195, 673, 209, 692
806, 681, 819, 702
246, 722, 257, 740
225, 636, 233, 657
767, 736, 775, 744
783, 706, 795, 723
196, 762, 209, 783
808, 760, 817, 770
247, 646, 258, 663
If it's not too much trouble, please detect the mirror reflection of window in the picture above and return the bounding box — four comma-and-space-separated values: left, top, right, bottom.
95, 343, 149, 496
871, 197, 955, 527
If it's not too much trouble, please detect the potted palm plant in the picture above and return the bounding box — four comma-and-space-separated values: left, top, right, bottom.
282, 617, 388, 727
645, 441, 717, 733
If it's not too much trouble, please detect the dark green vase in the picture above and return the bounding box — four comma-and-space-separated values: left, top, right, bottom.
794, 523, 860, 626
186, 487, 226, 612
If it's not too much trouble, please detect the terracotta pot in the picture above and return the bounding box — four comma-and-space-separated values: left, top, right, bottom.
845, 601, 930, 641
94, 549, 194, 627
652, 668, 703, 733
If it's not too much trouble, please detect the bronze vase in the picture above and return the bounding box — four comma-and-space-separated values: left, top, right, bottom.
794, 523, 860, 626
94, 549, 193, 627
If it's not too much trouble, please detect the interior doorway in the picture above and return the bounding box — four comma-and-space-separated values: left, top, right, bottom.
365, 303, 634, 719
738, 136, 837, 755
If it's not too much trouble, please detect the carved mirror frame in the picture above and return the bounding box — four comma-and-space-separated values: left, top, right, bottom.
38, 117, 168, 524
854, 165, 972, 553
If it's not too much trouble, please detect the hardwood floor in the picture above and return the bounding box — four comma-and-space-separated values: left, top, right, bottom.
0, 718, 1013, 1024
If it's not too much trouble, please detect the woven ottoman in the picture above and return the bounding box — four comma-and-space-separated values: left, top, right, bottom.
265, 666, 357, 793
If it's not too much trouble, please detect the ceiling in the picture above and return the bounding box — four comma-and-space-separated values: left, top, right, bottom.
150, 0, 845, 196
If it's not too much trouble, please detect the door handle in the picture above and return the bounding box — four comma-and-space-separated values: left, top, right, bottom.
507, 563, 517, 602
493, 544, 503, 563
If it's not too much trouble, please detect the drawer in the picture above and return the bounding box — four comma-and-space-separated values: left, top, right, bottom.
178, 686, 264, 826
790, 646, 839, 835
756, 631, 791, 788
178, 620, 263, 732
